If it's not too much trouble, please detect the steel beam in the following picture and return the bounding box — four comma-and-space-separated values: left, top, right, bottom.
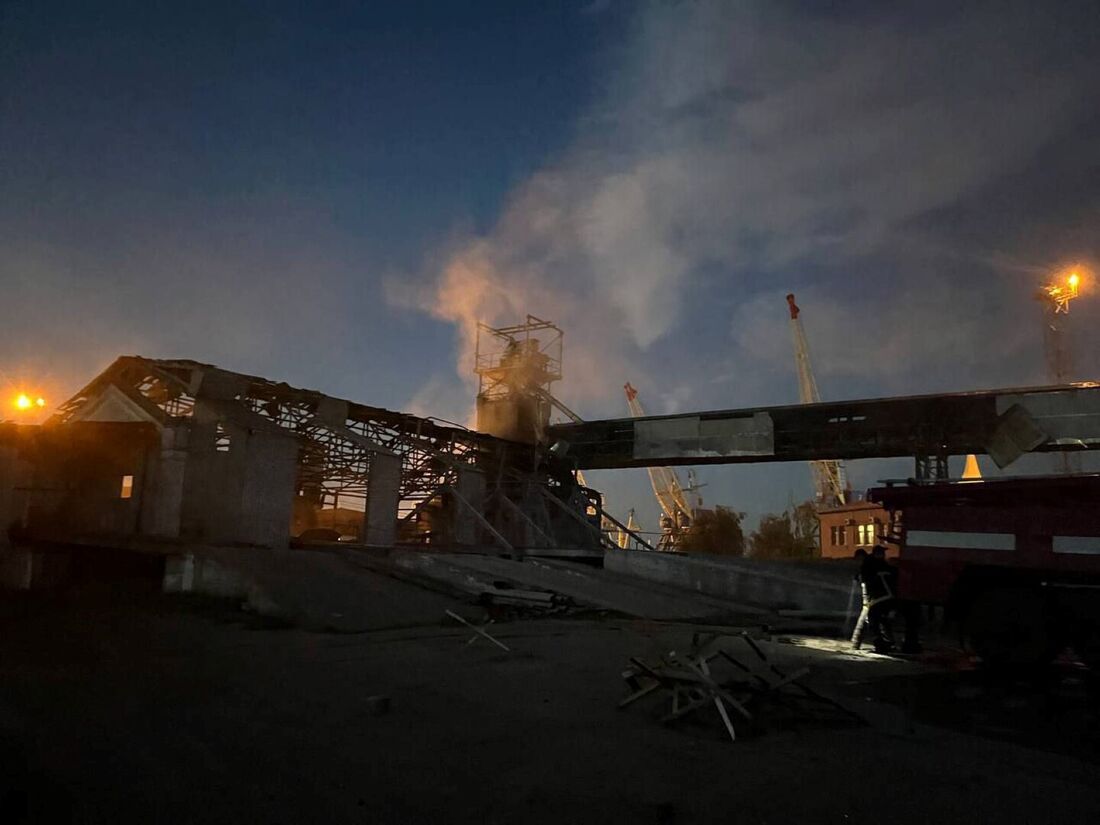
548, 383, 1100, 470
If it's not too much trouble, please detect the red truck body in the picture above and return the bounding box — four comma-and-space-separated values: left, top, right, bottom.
869, 474, 1100, 605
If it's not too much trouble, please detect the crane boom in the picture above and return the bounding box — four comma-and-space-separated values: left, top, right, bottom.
786, 294, 848, 506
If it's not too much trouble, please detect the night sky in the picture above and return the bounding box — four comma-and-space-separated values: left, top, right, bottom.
3, 1, 1100, 531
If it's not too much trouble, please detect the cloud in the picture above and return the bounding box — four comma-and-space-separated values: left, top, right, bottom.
731, 282, 1043, 404
399, 0, 1099, 422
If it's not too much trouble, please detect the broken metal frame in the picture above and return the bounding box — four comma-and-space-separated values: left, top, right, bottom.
445, 609, 511, 652
474, 315, 564, 402
619, 632, 862, 743
51, 356, 540, 536
597, 506, 657, 552
536, 484, 619, 552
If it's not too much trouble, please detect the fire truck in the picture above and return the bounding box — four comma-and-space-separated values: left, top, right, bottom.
869, 474, 1100, 667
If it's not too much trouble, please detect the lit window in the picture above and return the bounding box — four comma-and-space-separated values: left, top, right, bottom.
120, 474, 134, 499
215, 423, 231, 452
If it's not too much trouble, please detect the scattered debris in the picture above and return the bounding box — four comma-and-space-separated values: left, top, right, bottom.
619, 631, 862, 742
477, 581, 575, 617
445, 609, 511, 652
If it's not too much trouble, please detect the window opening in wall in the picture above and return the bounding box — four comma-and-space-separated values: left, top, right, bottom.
215, 423, 231, 452
120, 474, 134, 499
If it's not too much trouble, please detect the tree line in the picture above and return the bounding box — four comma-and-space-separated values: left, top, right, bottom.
678, 501, 819, 559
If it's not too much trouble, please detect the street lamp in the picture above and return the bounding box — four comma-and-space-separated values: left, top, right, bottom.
10, 393, 46, 414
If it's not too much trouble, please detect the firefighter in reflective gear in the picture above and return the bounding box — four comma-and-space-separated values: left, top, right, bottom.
850, 549, 870, 648
852, 545, 896, 652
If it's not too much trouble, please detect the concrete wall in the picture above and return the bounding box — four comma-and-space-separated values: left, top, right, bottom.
57, 438, 149, 537
11, 423, 157, 541
139, 426, 188, 539
180, 407, 298, 549
237, 430, 298, 549
605, 550, 854, 613
179, 415, 245, 543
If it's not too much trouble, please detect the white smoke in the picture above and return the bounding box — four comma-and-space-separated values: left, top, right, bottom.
398, 0, 1099, 418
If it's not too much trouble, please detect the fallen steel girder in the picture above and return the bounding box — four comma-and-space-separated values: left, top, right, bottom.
548, 383, 1100, 470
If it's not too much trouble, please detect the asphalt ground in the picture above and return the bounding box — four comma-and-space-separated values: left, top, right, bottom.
1, 583, 1098, 824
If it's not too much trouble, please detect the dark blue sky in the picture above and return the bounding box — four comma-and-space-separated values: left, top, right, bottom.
1, 0, 616, 395
3, 1, 1099, 529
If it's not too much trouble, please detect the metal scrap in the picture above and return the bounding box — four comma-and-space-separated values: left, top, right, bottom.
619, 631, 862, 742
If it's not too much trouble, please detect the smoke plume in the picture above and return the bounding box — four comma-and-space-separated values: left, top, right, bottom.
399, 1, 1100, 421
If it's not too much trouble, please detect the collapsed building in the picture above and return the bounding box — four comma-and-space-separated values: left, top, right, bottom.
0, 356, 610, 558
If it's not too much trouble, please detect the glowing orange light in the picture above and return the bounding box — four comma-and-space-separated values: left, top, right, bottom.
1044, 267, 1083, 313
35, 397, 46, 407
14, 394, 32, 410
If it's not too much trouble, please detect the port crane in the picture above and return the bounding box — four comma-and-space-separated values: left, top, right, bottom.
786, 294, 848, 506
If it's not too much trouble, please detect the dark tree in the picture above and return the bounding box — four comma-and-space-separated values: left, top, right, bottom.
679, 506, 745, 556
748, 508, 818, 560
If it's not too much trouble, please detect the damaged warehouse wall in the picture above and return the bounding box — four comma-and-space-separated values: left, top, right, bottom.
177, 398, 298, 548
3, 356, 604, 558
138, 427, 188, 539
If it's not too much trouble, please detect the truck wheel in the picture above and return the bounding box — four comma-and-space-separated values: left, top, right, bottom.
965, 587, 1057, 668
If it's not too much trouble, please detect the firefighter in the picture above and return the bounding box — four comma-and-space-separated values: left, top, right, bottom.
850, 549, 871, 648
858, 545, 896, 653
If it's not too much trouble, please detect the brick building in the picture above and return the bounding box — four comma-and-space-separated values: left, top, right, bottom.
816, 499, 897, 559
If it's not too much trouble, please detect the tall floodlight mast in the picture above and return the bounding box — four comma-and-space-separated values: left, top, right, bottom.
1038, 268, 1082, 473
786, 294, 848, 506
1040, 269, 1080, 381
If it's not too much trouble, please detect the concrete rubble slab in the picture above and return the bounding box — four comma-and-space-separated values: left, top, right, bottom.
165, 546, 466, 632
345, 548, 771, 622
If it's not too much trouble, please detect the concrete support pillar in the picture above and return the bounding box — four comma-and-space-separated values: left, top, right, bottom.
238, 431, 298, 549
140, 427, 187, 538
363, 452, 401, 546
453, 468, 486, 546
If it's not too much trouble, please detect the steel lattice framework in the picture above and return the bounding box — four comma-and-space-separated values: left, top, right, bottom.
52, 357, 533, 529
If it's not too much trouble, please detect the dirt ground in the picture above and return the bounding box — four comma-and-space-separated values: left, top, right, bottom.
1, 585, 1099, 824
